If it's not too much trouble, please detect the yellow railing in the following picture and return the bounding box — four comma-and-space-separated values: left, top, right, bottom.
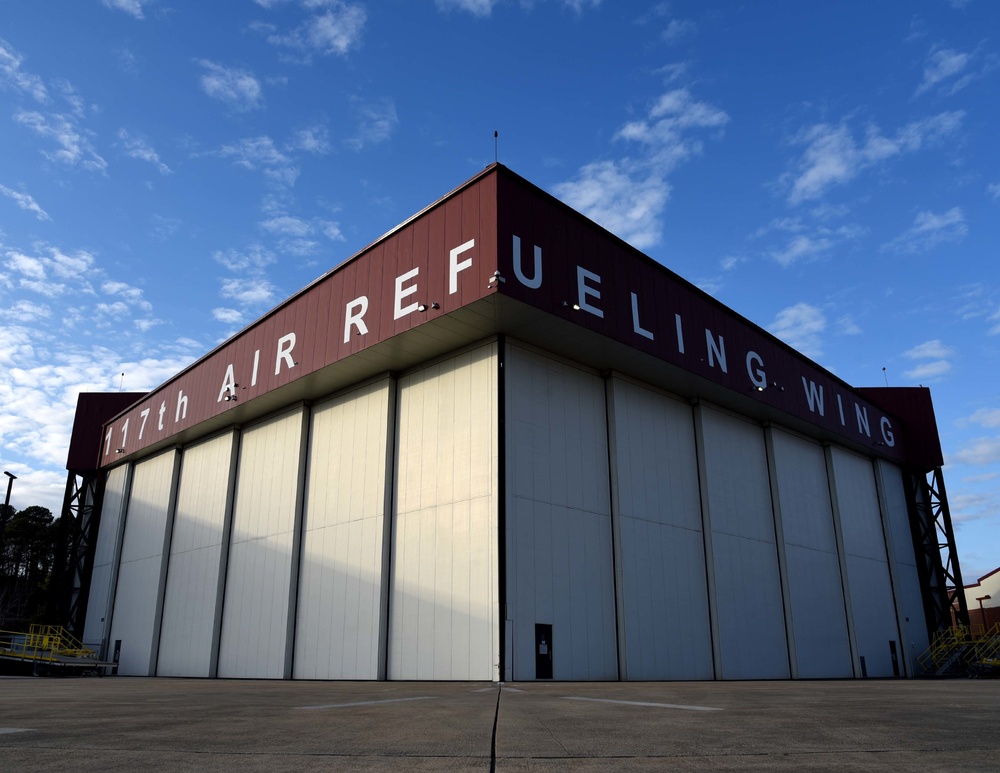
917, 625, 981, 674
967, 623, 1000, 666
0, 624, 95, 663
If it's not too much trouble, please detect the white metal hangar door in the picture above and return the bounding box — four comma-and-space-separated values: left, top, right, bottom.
829, 447, 902, 678
766, 429, 853, 678
505, 345, 618, 681
606, 376, 713, 681
218, 406, 307, 679
108, 449, 179, 676
82, 464, 131, 655
294, 379, 394, 680
389, 344, 499, 681
874, 458, 930, 676
696, 405, 790, 680
157, 431, 238, 677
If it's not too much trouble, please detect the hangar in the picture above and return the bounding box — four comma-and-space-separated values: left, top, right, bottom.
67, 164, 964, 681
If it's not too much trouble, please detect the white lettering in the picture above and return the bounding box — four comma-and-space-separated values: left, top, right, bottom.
836, 393, 845, 426
139, 408, 150, 439
705, 330, 727, 373
344, 296, 369, 343
746, 351, 766, 389
252, 349, 260, 387
394, 267, 420, 320
218, 363, 237, 402
855, 404, 870, 437
158, 401, 166, 430
631, 292, 654, 340
802, 378, 825, 416
449, 238, 475, 294
576, 267, 604, 318
880, 416, 895, 447
675, 314, 685, 354
512, 235, 542, 289
120, 418, 129, 448
175, 391, 188, 423
275, 333, 296, 375
104, 427, 112, 457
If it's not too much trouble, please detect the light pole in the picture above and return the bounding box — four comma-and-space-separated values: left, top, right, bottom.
1, 471, 15, 574
977, 594, 992, 629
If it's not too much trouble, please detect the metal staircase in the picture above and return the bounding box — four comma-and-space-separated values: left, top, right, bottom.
0, 624, 99, 673
917, 624, 1000, 677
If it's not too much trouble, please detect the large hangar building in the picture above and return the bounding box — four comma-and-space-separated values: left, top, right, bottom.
70, 165, 963, 682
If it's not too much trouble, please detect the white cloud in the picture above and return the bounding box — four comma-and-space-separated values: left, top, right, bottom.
968, 408, 1000, 428
14, 111, 107, 172
346, 98, 398, 150
756, 217, 865, 267
904, 339, 955, 360
952, 437, 1000, 467
265, 1, 366, 57
987, 182, 1000, 200
0, 300, 50, 323
903, 360, 951, 381
720, 256, 741, 271
902, 338, 955, 381
837, 315, 862, 336
555, 86, 727, 250
320, 220, 344, 241
0, 38, 49, 102
663, 19, 696, 44
260, 216, 312, 237
767, 302, 826, 359
881, 207, 967, 254
218, 136, 299, 187
0, 183, 50, 220
102, 280, 153, 312
101, 0, 156, 19
916, 44, 997, 97
553, 161, 669, 250
197, 60, 263, 112
784, 112, 964, 204
117, 128, 171, 174
616, 88, 729, 171
220, 277, 278, 306
435, 0, 498, 15
288, 124, 331, 155
212, 245, 276, 273
916, 47, 969, 95
212, 307, 244, 325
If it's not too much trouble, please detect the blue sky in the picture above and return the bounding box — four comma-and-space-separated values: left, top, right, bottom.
1, 0, 998, 582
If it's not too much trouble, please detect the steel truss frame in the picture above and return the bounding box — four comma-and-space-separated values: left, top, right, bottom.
906, 466, 968, 634
59, 470, 105, 636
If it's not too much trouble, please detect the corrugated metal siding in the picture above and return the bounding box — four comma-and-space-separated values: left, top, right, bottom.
82, 464, 130, 651
875, 459, 929, 674
608, 378, 712, 680
294, 379, 392, 680
157, 432, 236, 677
769, 429, 853, 678
506, 345, 617, 680
830, 447, 900, 677
389, 345, 499, 680
698, 407, 789, 679
218, 408, 305, 679
108, 450, 177, 675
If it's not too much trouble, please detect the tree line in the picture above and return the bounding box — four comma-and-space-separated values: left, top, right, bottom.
0, 503, 71, 631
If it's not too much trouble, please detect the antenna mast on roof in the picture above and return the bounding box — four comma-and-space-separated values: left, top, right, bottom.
118, 372, 125, 392
494, 131, 498, 164
882, 366, 888, 387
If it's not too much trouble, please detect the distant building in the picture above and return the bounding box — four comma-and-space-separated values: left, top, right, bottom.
962, 568, 1000, 631
67, 165, 962, 681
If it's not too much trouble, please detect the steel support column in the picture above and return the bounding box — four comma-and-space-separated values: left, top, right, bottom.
59, 469, 105, 636
905, 466, 968, 634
